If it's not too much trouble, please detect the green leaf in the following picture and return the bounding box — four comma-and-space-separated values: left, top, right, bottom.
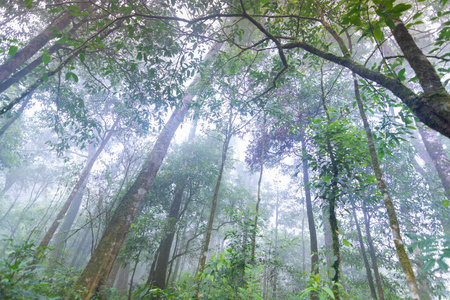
25, 0, 33, 8
412, 12, 423, 20
67, 5, 79, 15
437, 259, 449, 271
79, 52, 85, 62
342, 238, 353, 247
422, 259, 435, 273
321, 287, 335, 299
373, 25, 383, 41
43, 73, 49, 82
444, 200, 449, 207
8, 45, 18, 56
65, 72, 79, 83
385, 18, 396, 30
398, 68, 406, 81
391, 3, 412, 14
42, 54, 51, 64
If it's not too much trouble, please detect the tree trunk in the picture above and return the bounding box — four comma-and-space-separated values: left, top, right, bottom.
39, 121, 117, 251
152, 185, 185, 289
128, 250, 142, 300
116, 264, 129, 291
1, 20, 120, 116
0, 17, 87, 94
417, 124, 450, 201
0, 96, 30, 138
301, 202, 306, 272
352, 204, 377, 299
323, 209, 333, 278
73, 42, 223, 299
0, 2, 90, 84
300, 133, 319, 285
353, 73, 422, 300
282, 10, 450, 138
272, 184, 279, 300
251, 117, 265, 260
0, 185, 23, 225
362, 203, 385, 300
52, 146, 95, 263
321, 72, 342, 300
69, 227, 91, 269
197, 105, 233, 274
106, 262, 121, 288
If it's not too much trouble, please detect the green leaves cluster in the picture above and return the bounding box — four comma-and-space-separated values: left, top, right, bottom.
308, 115, 372, 201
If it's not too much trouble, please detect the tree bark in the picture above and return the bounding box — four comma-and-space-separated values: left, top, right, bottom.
39, 120, 117, 251
281, 41, 450, 138
73, 42, 223, 299
151, 185, 185, 289
300, 133, 319, 286
0, 2, 90, 84
272, 184, 279, 300
353, 73, 422, 300
197, 105, 233, 275
251, 117, 265, 260
321, 71, 341, 300
362, 203, 385, 300
116, 264, 129, 291
106, 262, 121, 288
352, 204, 377, 299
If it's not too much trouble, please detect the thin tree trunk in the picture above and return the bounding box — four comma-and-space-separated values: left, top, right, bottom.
362, 203, 385, 300
0, 2, 89, 84
69, 227, 91, 269
352, 204, 377, 299
39, 120, 117, 251
197, 105, 233, 275
321, 70, 341, 300
272, 184, 279, 300
300, 133, 319, 286
0, 18, 87, 94
1, 21, 120, 116
146, 248, 160, 287
52, 145, 95, 263
417, 124, 450, 201
166, 230, 180, 285
0, 171, 15, 198
0, 96, 30, 138
0, 185, 24, 225
73, 43, 223, 299
353, 73, 422, 300
323, 209, 333, 279
251, 117, 266, 260
128, 250, 142, 300
51, 181, 87, 262
1, 182, 47, 255
301, 202, 306, 272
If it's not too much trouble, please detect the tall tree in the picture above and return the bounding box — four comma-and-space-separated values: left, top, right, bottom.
0, 2, 90, 84
38, 119, 118, 251
197, 104, 234, 275
73, 42, 223, 299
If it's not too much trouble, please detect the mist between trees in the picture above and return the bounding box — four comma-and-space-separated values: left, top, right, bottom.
0, 0, 449, 299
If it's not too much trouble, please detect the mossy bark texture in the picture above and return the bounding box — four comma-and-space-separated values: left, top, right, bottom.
353, 74, 422, 300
